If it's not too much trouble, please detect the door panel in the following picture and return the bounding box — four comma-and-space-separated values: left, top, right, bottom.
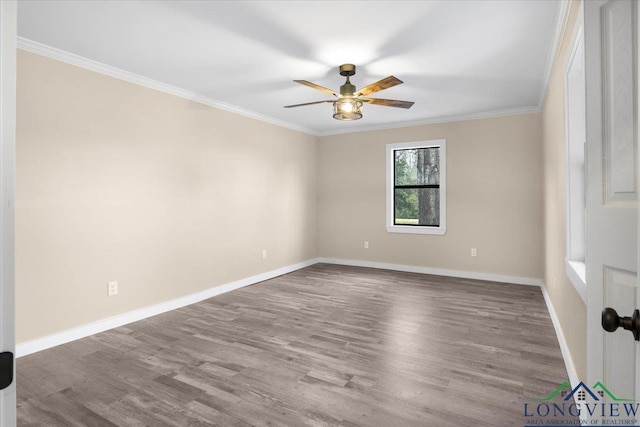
586, 0, 638, 405
602, 0, 637, 204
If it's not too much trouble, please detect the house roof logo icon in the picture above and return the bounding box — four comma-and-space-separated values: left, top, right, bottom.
564, 382, 599, 401
533, 381, 633, 402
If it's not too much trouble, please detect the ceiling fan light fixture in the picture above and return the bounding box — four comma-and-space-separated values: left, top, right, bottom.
333, 98, 363, 121
285, 63, 413, 120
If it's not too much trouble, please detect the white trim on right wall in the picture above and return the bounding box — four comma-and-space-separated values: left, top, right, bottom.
540, 282, 581, 391
564, 14, 587, 305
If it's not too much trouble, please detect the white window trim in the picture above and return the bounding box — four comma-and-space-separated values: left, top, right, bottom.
386, 139, 446, 235
566, 260, 587, 303
564, 19, 587, 304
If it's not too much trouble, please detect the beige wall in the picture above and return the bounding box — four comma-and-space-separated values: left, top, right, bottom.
16, 8, 588, 381
542, 0, 586, 379
16, 51, 318, 343
317, 114, 544, 280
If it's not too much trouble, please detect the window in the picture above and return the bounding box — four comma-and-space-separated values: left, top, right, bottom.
565, 24, 586, 303
386, 140, 446, 235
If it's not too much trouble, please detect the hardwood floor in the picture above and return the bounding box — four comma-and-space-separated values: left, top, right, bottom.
17, 264, 574, 426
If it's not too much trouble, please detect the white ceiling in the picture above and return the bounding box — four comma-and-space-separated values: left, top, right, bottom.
17, 0, 563, 136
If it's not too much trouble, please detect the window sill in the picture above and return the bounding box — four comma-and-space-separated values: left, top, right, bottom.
387, 225, 446, 235
565, 259, 587, 304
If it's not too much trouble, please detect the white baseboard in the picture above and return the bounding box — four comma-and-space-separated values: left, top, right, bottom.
539, 282, 580, 390
18, 255, 578, 394
16, 258, 321, 357
318, 257, 543, 286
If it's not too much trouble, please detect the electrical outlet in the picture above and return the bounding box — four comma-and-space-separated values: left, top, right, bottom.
108, 281, 118, 296
471, 248, 477, 257
262, 249, 267, 260
364, 241, 369, 249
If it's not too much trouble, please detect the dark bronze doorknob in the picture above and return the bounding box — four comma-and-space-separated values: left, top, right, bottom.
0, 352, 13, 390
602, 307, 640, 341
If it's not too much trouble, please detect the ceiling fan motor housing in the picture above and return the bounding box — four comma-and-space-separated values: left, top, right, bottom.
339, 64, 356, 76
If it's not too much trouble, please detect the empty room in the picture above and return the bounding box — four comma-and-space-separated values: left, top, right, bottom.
1, 0, 639, 426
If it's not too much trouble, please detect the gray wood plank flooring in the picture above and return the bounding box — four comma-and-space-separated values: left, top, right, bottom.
16, 264, 575, 426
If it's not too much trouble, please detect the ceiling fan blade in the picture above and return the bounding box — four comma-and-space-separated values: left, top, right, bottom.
356, 76, 403, 96
294, 80, 338, 97
361, 97, 414, 109
284, 100, 334, 108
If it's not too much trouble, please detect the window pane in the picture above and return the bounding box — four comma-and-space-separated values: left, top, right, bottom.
395, 147, 439, 185
394, 188, 419, 224
395, 149, 418, 185
394, 188, 440, 226
419, 147, 440, 185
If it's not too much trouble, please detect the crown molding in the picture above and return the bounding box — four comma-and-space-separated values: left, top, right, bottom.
17, 37, 318, 136
538, 0, 572, 109
316, 105, 542, 137
17, 37, 549, 138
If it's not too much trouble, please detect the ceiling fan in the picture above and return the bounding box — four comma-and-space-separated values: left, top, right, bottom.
284, 64, 414, 121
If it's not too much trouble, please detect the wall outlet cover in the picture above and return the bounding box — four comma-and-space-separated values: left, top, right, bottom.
108, 281, 118, 296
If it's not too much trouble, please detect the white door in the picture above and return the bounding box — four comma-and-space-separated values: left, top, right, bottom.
0, 1, 16, 426
585, 0, 640, 406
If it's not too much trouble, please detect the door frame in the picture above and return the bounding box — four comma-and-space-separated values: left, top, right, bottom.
0, 0, 17, 426
636, 0, 640, 402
